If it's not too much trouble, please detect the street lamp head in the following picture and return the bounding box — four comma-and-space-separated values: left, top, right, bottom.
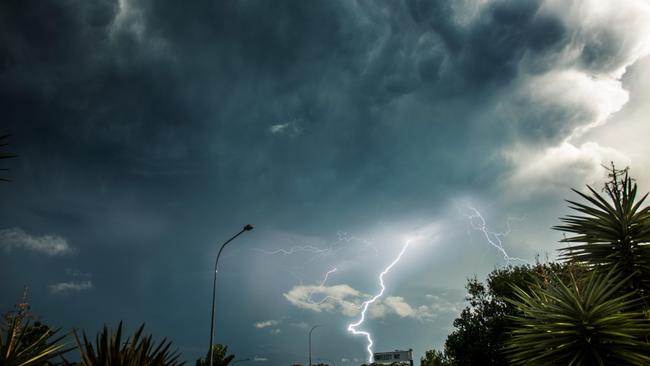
244, 224, 254, 231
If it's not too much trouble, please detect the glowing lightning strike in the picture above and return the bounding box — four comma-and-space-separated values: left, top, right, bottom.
347, 240, 411, 363
253, 232, 379, 267
465, 206, 530, 265
306, 267, 338, 304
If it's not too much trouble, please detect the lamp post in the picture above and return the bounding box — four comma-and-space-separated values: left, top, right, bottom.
309, 325, 323, 366
208, 224, 254, 366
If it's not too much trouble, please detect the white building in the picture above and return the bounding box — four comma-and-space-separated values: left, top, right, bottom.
371, 349, 413, 366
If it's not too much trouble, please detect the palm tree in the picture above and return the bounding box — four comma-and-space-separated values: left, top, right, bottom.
195, 344, 234, 366
75, 322, 184, 366
553, 165, 650, 294
505, 268, 650, 366
0, 316, 70, 366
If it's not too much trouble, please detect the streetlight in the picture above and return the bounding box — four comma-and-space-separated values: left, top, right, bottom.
309, 324, 324, 366
208, 224, 254, 366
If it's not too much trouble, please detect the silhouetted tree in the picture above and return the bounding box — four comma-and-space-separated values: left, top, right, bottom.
75, 322, 184, 366
1, 292, 70, 366
420, 349, 450, 366
195, 344, 234, 366
443, 263, 573, 366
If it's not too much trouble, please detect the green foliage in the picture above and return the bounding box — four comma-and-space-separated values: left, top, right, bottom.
420, 349, 450, 366
0, 316, 69, 366
554, 165, 650, 294
75, 322, 184, 366
194, 344, 233, 366
506, 268, 650, 366
443, 264, 560, 365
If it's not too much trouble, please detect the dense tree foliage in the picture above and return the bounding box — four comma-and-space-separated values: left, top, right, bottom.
441, 263, 570, 366
420, 349, 449, 366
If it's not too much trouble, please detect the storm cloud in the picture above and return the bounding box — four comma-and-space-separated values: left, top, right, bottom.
2, 0, 650, 364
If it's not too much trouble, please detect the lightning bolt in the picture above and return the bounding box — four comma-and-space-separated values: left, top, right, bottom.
347, 240, 411, 363
253, 245, 337, 257
306, 267, 338, 304
465, 206, 530, 265
253, 232, 379, 268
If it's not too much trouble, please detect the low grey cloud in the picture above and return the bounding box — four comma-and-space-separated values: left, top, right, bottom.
49, 280, 93, 294
284, 284, 362, 317
284, 284, 441, 322
268, 119, 304, 137
0, 228, 73, 256
49, 269, 93, 294
254, 320, 279, 329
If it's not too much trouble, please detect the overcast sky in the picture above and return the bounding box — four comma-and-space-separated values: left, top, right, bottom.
2, 0, 650, 364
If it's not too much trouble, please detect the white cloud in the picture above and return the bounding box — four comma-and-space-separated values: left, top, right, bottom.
253, 356, 268, 362
420, 293, 465, 319
269, 123, 290, 134
0, 228, 73, 255
268, 118, 303, 137
283, 284, 363, 316
498, 0, 650, 195
270, 328, 281, 335
49, 269, 93, 294
284, 284, 436, 321
49, 280, 93, 294
254, 320, 279, 329
383, 296, 417, 318
506, 141, 630, 197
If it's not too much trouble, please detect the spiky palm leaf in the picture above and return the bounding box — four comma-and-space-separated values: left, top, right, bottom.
554, 170, 650, 293
75, 322, 184, 366
0, 317, 70, 366
505, 269, 650, 366
195, 344, 234, 366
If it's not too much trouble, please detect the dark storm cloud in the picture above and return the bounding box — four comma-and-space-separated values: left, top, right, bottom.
406, 0, 567, 86
0, 0, 584, 211
2, 0, 649, 363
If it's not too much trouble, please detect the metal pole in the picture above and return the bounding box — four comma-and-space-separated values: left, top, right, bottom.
308, 325, 323, 366
208, 224, 254, 366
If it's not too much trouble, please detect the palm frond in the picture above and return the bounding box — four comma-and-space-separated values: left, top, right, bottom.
0, 317, 72, 366
75, 322, 185, 366
505, 269, 650, 366
554, 172, 650, 293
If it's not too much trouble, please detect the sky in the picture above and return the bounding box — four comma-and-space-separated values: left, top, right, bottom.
2, 0, 650, 364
